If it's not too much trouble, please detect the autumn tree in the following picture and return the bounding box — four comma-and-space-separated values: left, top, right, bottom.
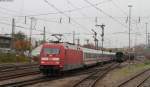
14, 31, 30, 54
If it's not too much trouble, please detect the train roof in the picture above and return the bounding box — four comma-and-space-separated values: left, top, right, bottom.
82, 48, 102, 54
82, 47, 115, 55
42, 42, 115, 55
43, 42, 82, 50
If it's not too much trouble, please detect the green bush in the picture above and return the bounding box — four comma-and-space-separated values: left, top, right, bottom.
0, 53, 30, 63
144, 60, 150, 65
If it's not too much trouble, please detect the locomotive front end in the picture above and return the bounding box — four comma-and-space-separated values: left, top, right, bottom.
39, 44, 64, 75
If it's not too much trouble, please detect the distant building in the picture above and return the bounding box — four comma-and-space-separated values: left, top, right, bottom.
0, 36, 12, 53
0, 36, 11, 48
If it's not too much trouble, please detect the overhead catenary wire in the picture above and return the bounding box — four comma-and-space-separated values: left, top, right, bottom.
66, 0, 88, 17
0, 20, 94, 36
0, 21, 53, 35
66, 0, 98, 26
84, 0, 128, 29
110, 0, 141, 30
0, 0, 148, 46
0, 0, 150, 25
43, 0, 91, 33
111, 0, 149, 45
0, 0, 113, 19
0, 4, 149, 26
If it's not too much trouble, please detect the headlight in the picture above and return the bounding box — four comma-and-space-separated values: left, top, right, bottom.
41, 57, 49, 60
51, 58, 60, 61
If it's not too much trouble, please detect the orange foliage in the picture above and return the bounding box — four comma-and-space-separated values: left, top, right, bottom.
15, 40, 30, 51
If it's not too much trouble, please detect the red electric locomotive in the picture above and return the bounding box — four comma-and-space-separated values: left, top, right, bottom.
39, 42, 115, 75
39, 43, 83, 75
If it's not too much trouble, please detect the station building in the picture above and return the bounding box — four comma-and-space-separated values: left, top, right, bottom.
0, 35, 12, 53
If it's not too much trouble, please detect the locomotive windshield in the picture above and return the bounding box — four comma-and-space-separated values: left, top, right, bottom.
43, 48, 60, 55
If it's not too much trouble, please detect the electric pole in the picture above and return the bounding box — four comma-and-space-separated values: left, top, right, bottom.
11, 18, 15, 51
145, 23, 148, 48
95, 24, 105, 66
76, 38, 80, 46
73, 31, 75, 44
95, 24, 105, 54
85, 39, 89, 44
148, 33, 150, 47
43, 26, 46, 43
101, 24, 105, 54
92, 29, 98, 50
29, 17, 34, 60
128, 5, 132, 63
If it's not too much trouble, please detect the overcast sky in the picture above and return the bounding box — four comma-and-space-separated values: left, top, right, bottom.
0, 0, 150, 48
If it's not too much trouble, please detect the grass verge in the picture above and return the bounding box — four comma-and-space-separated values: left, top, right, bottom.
0, 53, 30, 63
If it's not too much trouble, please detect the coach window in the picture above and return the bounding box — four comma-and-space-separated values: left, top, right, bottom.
88, 53, 90, 58
84, 53, 86, 58
91, 53, 93, 58
94, 54, 96, 58
86, 53, 88, 58
90, 53, 92, 58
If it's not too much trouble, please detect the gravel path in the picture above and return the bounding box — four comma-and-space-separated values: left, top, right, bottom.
95, 61, 150, 87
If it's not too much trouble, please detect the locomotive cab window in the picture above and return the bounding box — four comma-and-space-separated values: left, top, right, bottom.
43, 48, 60, 54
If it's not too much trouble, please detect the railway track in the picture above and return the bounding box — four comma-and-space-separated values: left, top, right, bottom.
0, 69, 40, 81
116, 68, 150, 87
0, 76, 53, 87
0, 63, 38, 72
72, 63, 119, 87
0, 63, 40, 81
0, 63, 117, 87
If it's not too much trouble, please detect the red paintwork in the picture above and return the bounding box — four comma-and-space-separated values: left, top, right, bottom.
40, 43, 83, 70
39, 43, 114, 72
65, 49, 83, 65
40, 43, 65, 68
